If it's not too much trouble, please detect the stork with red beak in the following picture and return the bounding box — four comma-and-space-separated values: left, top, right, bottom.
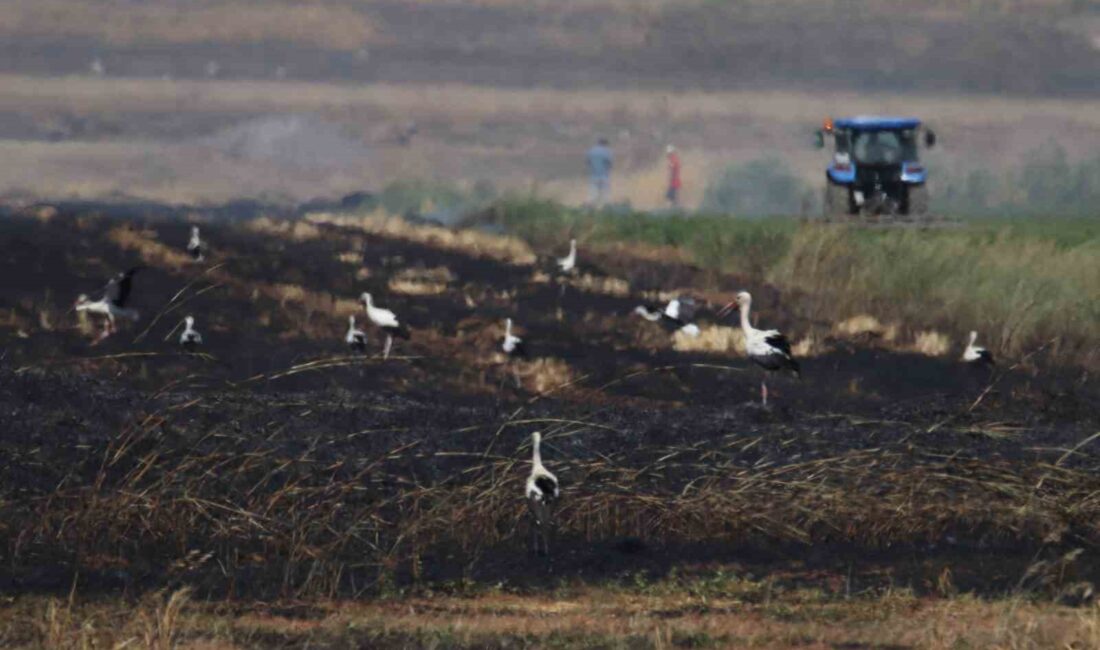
717, 291, 800, 406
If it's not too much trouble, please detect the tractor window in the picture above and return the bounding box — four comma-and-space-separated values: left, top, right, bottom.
852, 130, 911, 165
835, 130, 851, 154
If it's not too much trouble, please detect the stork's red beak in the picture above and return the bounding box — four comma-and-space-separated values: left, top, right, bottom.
716, 302, 737, 318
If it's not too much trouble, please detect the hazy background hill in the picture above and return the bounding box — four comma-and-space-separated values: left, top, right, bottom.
0, 0, 1098, 212
4, 0, 1099, 95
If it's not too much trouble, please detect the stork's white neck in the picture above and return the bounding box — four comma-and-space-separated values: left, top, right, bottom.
739, 298, 753, 333
506, 318, 513, 337
185, 316, 194, 328
532, 433, 542, 467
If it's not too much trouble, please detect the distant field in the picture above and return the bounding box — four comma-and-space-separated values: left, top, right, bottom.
0, 0, 1095, 95
2, 75, 1100, 207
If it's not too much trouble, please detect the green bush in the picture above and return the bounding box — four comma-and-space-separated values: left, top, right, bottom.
484, 197, 1100, 367
935, 142, 1100, 217
702, 158, 814, 217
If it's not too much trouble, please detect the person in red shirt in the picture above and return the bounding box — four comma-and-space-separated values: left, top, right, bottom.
665, 145, 682, 209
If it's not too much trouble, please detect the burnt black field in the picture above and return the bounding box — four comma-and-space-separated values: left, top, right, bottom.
1, 202, 1098, 601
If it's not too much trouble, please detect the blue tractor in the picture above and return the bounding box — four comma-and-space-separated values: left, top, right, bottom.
815, 116, 936, 221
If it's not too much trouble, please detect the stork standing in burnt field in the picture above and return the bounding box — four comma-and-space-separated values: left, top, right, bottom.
502, 318, 527, 358
525, 431, 559, 557
962, 330, 995, 368
186, 226, 205, 262
556, 239, 577, 275
74, 267, 144, 342
360, 292, 410, 359
346, 315, 368, 354
179, 315, 203, 351
499, 318, 528, 389
718, 291, 800, 407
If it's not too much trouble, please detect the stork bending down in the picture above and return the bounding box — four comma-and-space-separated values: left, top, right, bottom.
346, 315, 368, 354
179, 315, 203, 351
634, 296, 700, 337
74, 267, 143, 342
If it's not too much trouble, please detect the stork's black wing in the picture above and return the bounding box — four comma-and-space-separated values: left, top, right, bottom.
666, 296, 697, 323
510, 340, 529, 358
765, 332, 793, 358
105, 267, 143, 307
534, 475, 558, 503
349, 333, 368, 352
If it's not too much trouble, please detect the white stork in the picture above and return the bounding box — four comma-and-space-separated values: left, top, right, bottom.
502, 318, 527, 358
525, 431, 559, 556
962, 330, 994, 367
359, 292, 410, 359
179, 315, 203, 351
556, 239, 577, 274
499, 318, 528, 389
718, 291, 800, 406
187, 226, 205, 262
74, 267, 143, 341
346, 315, 368, 354
634, 296, 700, 337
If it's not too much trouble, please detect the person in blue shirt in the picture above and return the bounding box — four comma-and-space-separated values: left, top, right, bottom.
586, 137, 613, 206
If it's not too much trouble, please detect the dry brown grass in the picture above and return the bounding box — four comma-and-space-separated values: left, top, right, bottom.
387, 266, 456, 296
518, 357, 577, 394
245, 218, 322, 242
671, 324, 744, 353
912, 330, 952, 357
336, 251, 362, 266
831, 314, 899, 342
791, 333, 829, 358
307, 211, 536, 266
4, 584, 1099, 649
108, 225, 195, 269
565, 273, 631, 298
23, 588, 193, 650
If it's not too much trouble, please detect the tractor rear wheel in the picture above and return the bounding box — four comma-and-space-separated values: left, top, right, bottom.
824, 184, 851, 221
907, 185, 929, 219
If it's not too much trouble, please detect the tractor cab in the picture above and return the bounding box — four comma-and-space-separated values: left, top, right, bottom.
815, 116, 936, 220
